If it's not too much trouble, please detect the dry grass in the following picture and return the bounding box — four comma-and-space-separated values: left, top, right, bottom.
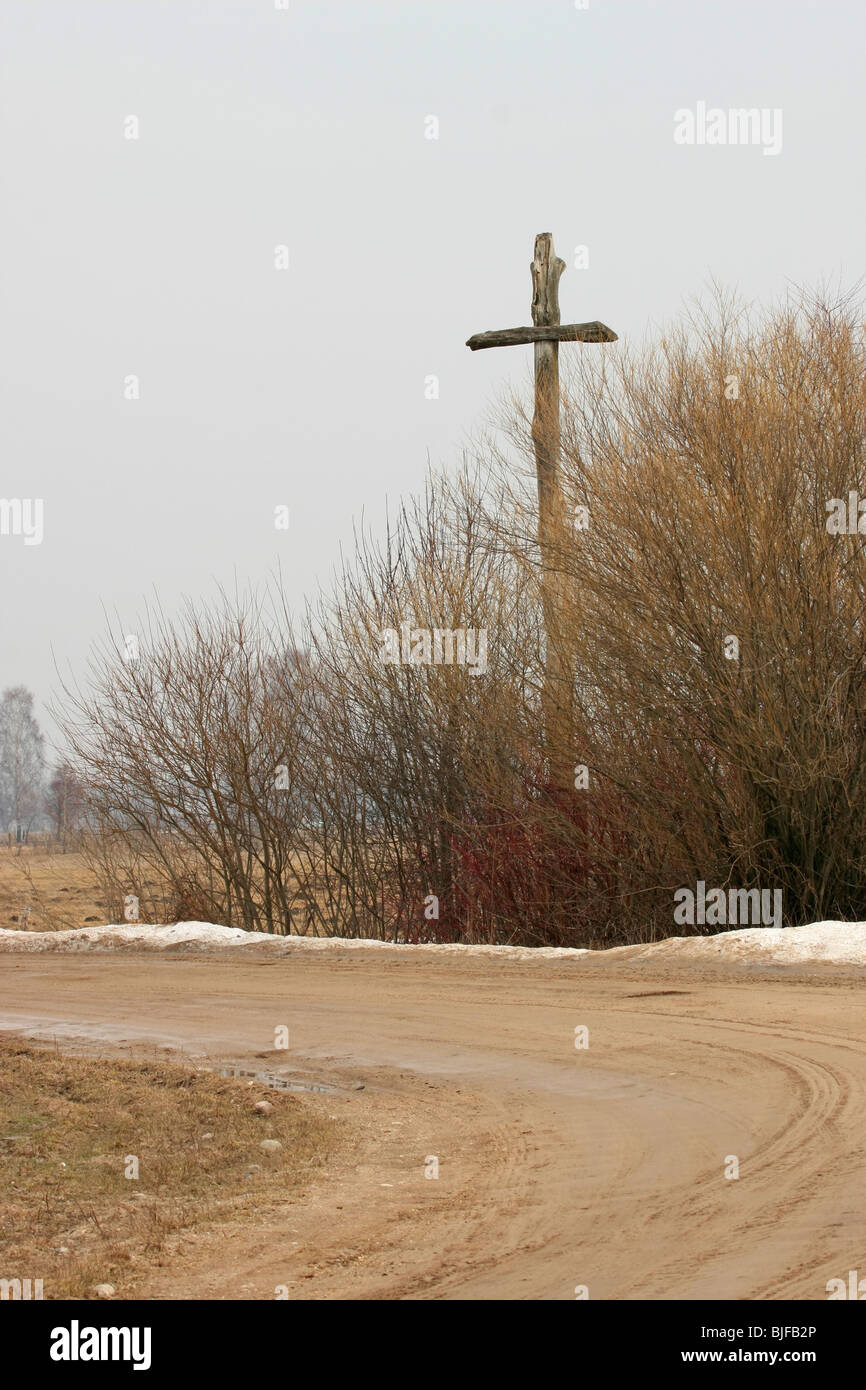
0, 1038, 335, 1298
0, 842, 112, 932
0, 839, 336, 937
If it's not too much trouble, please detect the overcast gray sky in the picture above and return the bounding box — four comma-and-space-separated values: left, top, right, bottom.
1, 0, 864, 749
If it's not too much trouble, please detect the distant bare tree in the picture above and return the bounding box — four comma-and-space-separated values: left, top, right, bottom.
0, 686, 45, 840
45, 762, 86, 846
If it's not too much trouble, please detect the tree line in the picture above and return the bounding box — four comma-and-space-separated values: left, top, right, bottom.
0, 686, 85, 843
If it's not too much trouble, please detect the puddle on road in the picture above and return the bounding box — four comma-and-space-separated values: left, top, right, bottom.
218, 1063, 337, 1094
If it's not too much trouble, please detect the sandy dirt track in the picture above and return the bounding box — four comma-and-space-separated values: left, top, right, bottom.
1, 946, 864, 1300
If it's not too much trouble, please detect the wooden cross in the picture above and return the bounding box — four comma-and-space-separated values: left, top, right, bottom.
466, 233, 617, 789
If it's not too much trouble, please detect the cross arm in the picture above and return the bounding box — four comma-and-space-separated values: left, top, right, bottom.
466, 321, 617, 351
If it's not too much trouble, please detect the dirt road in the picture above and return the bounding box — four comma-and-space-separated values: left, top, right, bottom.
1, 945, 864, 1300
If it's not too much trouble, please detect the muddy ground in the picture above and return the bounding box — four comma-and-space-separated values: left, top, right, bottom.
0, 946, 863, 1299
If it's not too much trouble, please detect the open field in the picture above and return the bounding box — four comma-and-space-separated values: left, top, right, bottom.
0, 841, 332, 938
0, 842, 109, 932
1, 940, 864, 1300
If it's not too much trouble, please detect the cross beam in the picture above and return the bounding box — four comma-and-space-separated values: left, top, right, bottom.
466, 321, 617, 351
466, 233, 617, 791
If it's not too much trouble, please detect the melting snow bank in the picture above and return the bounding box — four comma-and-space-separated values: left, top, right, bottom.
0, 921, 589, 961
614, 920, 866, 966
0, 919, 865, 966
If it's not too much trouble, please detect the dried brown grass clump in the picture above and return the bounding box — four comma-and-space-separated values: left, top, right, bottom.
0, 1039, 335, 1298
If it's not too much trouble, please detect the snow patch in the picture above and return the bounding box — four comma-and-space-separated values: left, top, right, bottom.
616, 920, 866, 966
0, 921, 258, 952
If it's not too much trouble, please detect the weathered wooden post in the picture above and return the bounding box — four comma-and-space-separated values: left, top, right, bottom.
467, 233, 617, 790
530, 234, 572, 790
